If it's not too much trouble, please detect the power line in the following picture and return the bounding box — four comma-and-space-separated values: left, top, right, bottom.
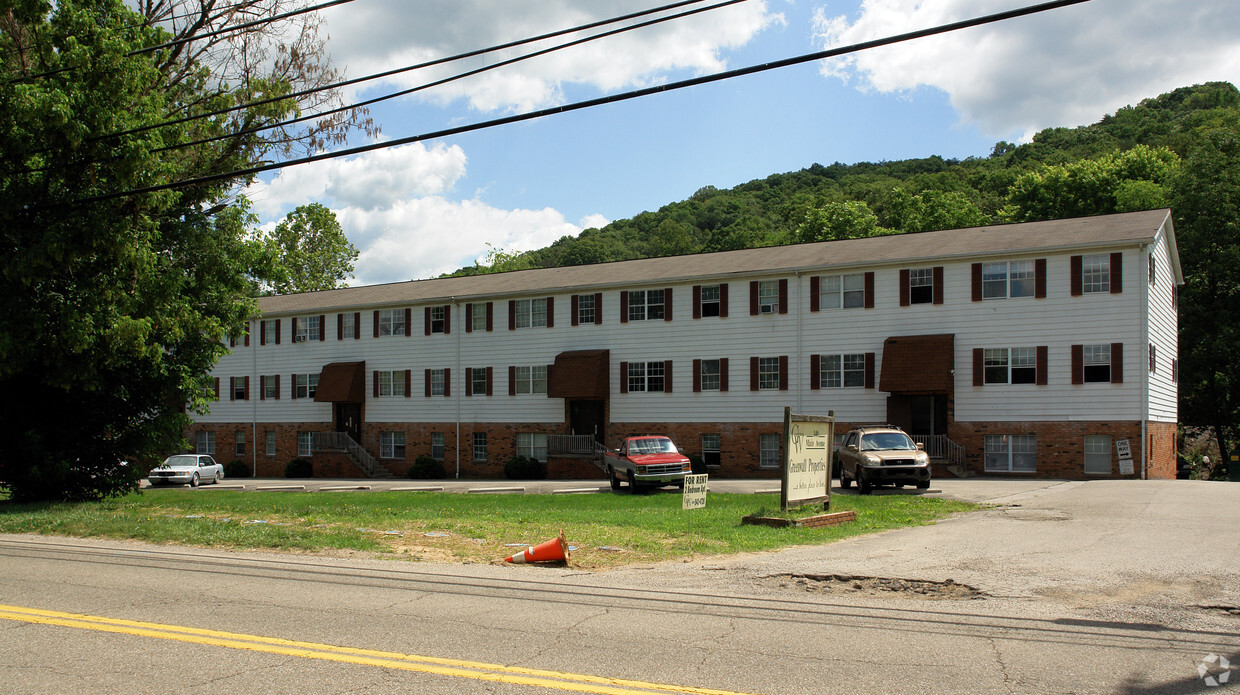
145, 0, 752, 157
62, 0, 1095, 207
98, 0, 729, 142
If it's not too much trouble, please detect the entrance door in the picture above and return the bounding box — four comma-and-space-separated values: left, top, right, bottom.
569, 400, 605, 444
888, 395, 947, 436
335, 403, 361, 442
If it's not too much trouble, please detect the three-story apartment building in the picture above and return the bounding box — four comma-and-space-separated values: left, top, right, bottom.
194, 209, 1182, 480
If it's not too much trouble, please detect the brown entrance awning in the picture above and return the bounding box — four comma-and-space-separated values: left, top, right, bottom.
314, 361, 366, 402
879, 335, 954, 394
547, 350, 610, 399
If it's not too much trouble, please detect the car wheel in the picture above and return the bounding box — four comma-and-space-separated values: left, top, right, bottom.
608, 467, 621, 491
190, 472, 200, 488
916, 479, 930, 489
628, 473, 640, 494
840, 469, 852, 489
214, 470, 223, 484
858, 470, 872, 495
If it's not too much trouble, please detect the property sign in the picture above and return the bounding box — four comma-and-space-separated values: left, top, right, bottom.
1116, 438, 1134, 475
781, 408, 835, 511
682, 474, 708, 510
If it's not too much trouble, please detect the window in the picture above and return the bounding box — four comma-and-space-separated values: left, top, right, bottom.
297, 432, 312, 457
627, 289, 665, 321
473, 432, 487, 462
757, 280, 779, 313
983, 348, 1037, 384
378, 309, 405, 337
265, 431, 276, 457
984, 435, 1037, 473
380, 432, 406, 460
196, 431, 215, 455
700, 284, 721, 317
296, 373, 319, 399
429, 306, 446, 334
759, 433, 780, 469
341, 312, 356, 339
700, 359, 721, 391
231, 376, 247, 401
429, 368, 446, 396
235, 430, 245, 457
1084, 435, 1111, 475
431, 432, 445, 461
820, 274, 865, 309
702, 434, 721, 468
820, 354, 865, 388
262, 320, 278, 345
908, 268, 934, 304
377, 370, 405, 397
470, 303, 488, 332
471, 368, 489, 396
516, 433, 548, 462
295, 315, 320, 342
1083, 344, 1111, 383
513, 298, 548, 328
627, 361, 665, 393
576, 294, 595, 325
1082, 254, 1110, 293
262, 375, 277, 400
757, 357, 780, 390
511, 365, 547, 395
982, 261, 1035, 299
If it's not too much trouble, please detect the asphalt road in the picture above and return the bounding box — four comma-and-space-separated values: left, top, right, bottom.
2, 479, 1238, 694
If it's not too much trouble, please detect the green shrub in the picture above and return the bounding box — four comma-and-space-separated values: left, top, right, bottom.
407, 455, 446, 479
224, 460, 251, 478
504, 455, 546, 480
284, 458, 313, 478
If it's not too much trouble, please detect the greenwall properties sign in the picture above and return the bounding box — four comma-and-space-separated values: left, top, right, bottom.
781, 408, 835, 511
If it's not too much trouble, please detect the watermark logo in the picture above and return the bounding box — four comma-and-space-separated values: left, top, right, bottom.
1199, 654, 1231, 687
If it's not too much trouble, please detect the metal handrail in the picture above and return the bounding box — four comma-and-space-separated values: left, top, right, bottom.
547, 434, 598, 456
312, 431, 379, 477
911, 434, 966, 467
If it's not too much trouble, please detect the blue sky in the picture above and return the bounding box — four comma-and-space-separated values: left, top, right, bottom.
242, 0, 1240, 285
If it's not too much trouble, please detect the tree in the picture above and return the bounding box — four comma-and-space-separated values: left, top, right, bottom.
263, 203, 358, 295
794, 200, 891, 243
0, 0, 370, 501
885, 189, 989, 233
1170, 125, 1240, 473
1002, 145, 1179, 222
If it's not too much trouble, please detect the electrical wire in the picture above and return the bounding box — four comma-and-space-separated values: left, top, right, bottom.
50, 0, 1095, 208
98, 0, 729, 142
145, 0, 752, 157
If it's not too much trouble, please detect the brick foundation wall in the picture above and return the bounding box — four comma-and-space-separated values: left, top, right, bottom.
190, 418, 1177, 480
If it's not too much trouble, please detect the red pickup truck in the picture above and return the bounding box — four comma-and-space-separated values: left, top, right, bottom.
602, 436, 692, 493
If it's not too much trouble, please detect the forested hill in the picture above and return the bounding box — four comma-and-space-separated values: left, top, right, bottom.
449, 81, 1238, 276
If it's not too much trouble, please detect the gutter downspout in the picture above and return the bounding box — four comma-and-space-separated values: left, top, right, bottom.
795, 270, 803, 413
252, 319, 258, 477
452, 298, 461, 479
1139, 244, 1150, 480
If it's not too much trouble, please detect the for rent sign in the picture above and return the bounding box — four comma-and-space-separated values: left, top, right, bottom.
781, 408, 835, 511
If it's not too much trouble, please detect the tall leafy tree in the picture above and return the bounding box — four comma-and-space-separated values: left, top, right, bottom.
0, 0, 370, 501
263, 203, 358, 295
1171, 125, 1240, 471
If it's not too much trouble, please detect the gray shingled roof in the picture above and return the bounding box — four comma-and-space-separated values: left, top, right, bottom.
258, 209, 1175, 314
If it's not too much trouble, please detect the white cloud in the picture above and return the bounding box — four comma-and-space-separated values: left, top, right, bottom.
244, 142, 468, 218
343, 198, 586, 284
321, 0, 782, 112
814, 0, 1240, 140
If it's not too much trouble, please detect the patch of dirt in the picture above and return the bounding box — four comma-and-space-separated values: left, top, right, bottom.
995, 505, 1072, 521
762, 573, 986, 600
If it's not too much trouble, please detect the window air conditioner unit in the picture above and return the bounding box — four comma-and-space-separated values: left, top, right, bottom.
760, 304, 775, 314
293, 335, 305, 342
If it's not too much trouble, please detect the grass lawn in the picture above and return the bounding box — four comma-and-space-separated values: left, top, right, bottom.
0, 490, 978, 569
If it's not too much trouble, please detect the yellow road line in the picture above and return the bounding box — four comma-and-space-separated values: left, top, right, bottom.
0, 604, 762, 695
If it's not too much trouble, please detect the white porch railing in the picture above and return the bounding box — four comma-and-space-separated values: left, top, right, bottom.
911, 434, 966, 468
547, 434, 602, 457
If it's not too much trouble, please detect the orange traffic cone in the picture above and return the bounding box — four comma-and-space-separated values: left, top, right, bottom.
504, 531, 569, 564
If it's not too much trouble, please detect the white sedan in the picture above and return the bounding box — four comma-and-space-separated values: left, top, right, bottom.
147, 455, 224, 487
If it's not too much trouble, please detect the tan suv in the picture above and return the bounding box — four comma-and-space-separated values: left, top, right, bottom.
837, 426, 931, 494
